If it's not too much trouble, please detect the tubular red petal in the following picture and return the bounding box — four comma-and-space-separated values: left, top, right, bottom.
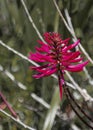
66, 61, 89, 72
66, 66, 83, 72
44, 68, 57, 76
62, 51, 81, 62
33, 73, 45, 79
63, 40, 80, 51
38, 40, 46, 45
61, 38, 70, 46
30, 54, 46, 62
30, 64, 49, 70
69, 57, 83, 63
33, 68, 57, 79
30, 52, 53, 62
61, 58, 83, 66
36, 46, 49, 52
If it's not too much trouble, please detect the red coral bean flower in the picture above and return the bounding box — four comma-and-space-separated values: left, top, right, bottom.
29, 32, 88, 99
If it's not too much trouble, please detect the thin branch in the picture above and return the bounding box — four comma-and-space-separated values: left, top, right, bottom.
31, 93, 50, 109
64, 9, 77, 40
0, 109, 36, 130
53, 0, 75, 36
64, 8, 93, 62
71, 124, 81, 130
20, 0, 45, 43
0, 65, 26, 90
64, 9, 93, 85
66, 71, 93, 102
0, 40, 38, 67
0, 91, 17, 118
36, 8, 46, 33
83, 67, 93, 85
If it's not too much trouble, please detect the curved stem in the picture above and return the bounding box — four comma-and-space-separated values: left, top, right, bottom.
0, 92, 17, 118
66, 86, 93, 122
63, 85, 93, 129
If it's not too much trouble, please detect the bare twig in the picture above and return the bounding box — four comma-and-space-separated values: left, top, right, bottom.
66, 71, 93, 102
0, 65, 26, 90
53, 0, 74, 36
0, 40, 38, 67
64, 9, 93, 63
36, 8, 46, 33
71, 124, 81, 130
20, 0, 45, 42
0, 92, 17, 118
31, 93, 50, 109
64, 9, 93, 85
0, 109, 36, 130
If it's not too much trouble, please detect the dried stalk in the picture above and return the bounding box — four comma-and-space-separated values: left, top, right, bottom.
63, 85, 93, 129
0, 109, 36, 130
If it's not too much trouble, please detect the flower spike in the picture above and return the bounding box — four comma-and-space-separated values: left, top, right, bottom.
29, 32, 89, 99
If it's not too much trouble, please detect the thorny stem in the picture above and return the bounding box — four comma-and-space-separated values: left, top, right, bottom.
63, 85, 93, 129
0, 91, 17, 118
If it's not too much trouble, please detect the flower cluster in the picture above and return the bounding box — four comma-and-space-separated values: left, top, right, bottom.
29, 32, 88, 99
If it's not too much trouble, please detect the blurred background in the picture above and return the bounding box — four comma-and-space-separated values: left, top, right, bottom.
0, 0, 93, 130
